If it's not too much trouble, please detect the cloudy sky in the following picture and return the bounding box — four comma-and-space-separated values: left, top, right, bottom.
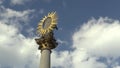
1, 0, 120, 68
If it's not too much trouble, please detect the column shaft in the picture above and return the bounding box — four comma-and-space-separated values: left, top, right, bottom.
40, 49, 51, 68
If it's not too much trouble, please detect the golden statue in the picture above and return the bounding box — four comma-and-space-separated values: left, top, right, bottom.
35, 12, 58, 50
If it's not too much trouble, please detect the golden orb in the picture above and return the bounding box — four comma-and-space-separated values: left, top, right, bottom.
37, 12, 58, 35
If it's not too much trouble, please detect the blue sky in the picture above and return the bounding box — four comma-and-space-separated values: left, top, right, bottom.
1, 0, 120, 68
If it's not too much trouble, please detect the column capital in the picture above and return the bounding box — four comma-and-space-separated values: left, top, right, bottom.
35, 32, 58, 50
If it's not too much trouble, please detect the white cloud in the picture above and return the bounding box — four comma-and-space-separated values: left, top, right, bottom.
0, 6, 34, 21
26, 27, 35, 36
57, 39, 68, 45
114, 66, 120, 68
0, 0, 4, 4
0, 22, 39, 68
71, 17, 120, 68
0, 6, 34, 30
72, 17, 120, 58
10, 0, 30, 5
51, 51, 72, 68
70, 48, 107, 68
0, 6, 38, 68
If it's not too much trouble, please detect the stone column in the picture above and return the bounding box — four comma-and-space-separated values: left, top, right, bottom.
40, 49, 51, 68
35, 32, 58, 68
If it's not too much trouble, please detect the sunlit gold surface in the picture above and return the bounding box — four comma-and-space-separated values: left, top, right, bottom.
37, 12, 57, 35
